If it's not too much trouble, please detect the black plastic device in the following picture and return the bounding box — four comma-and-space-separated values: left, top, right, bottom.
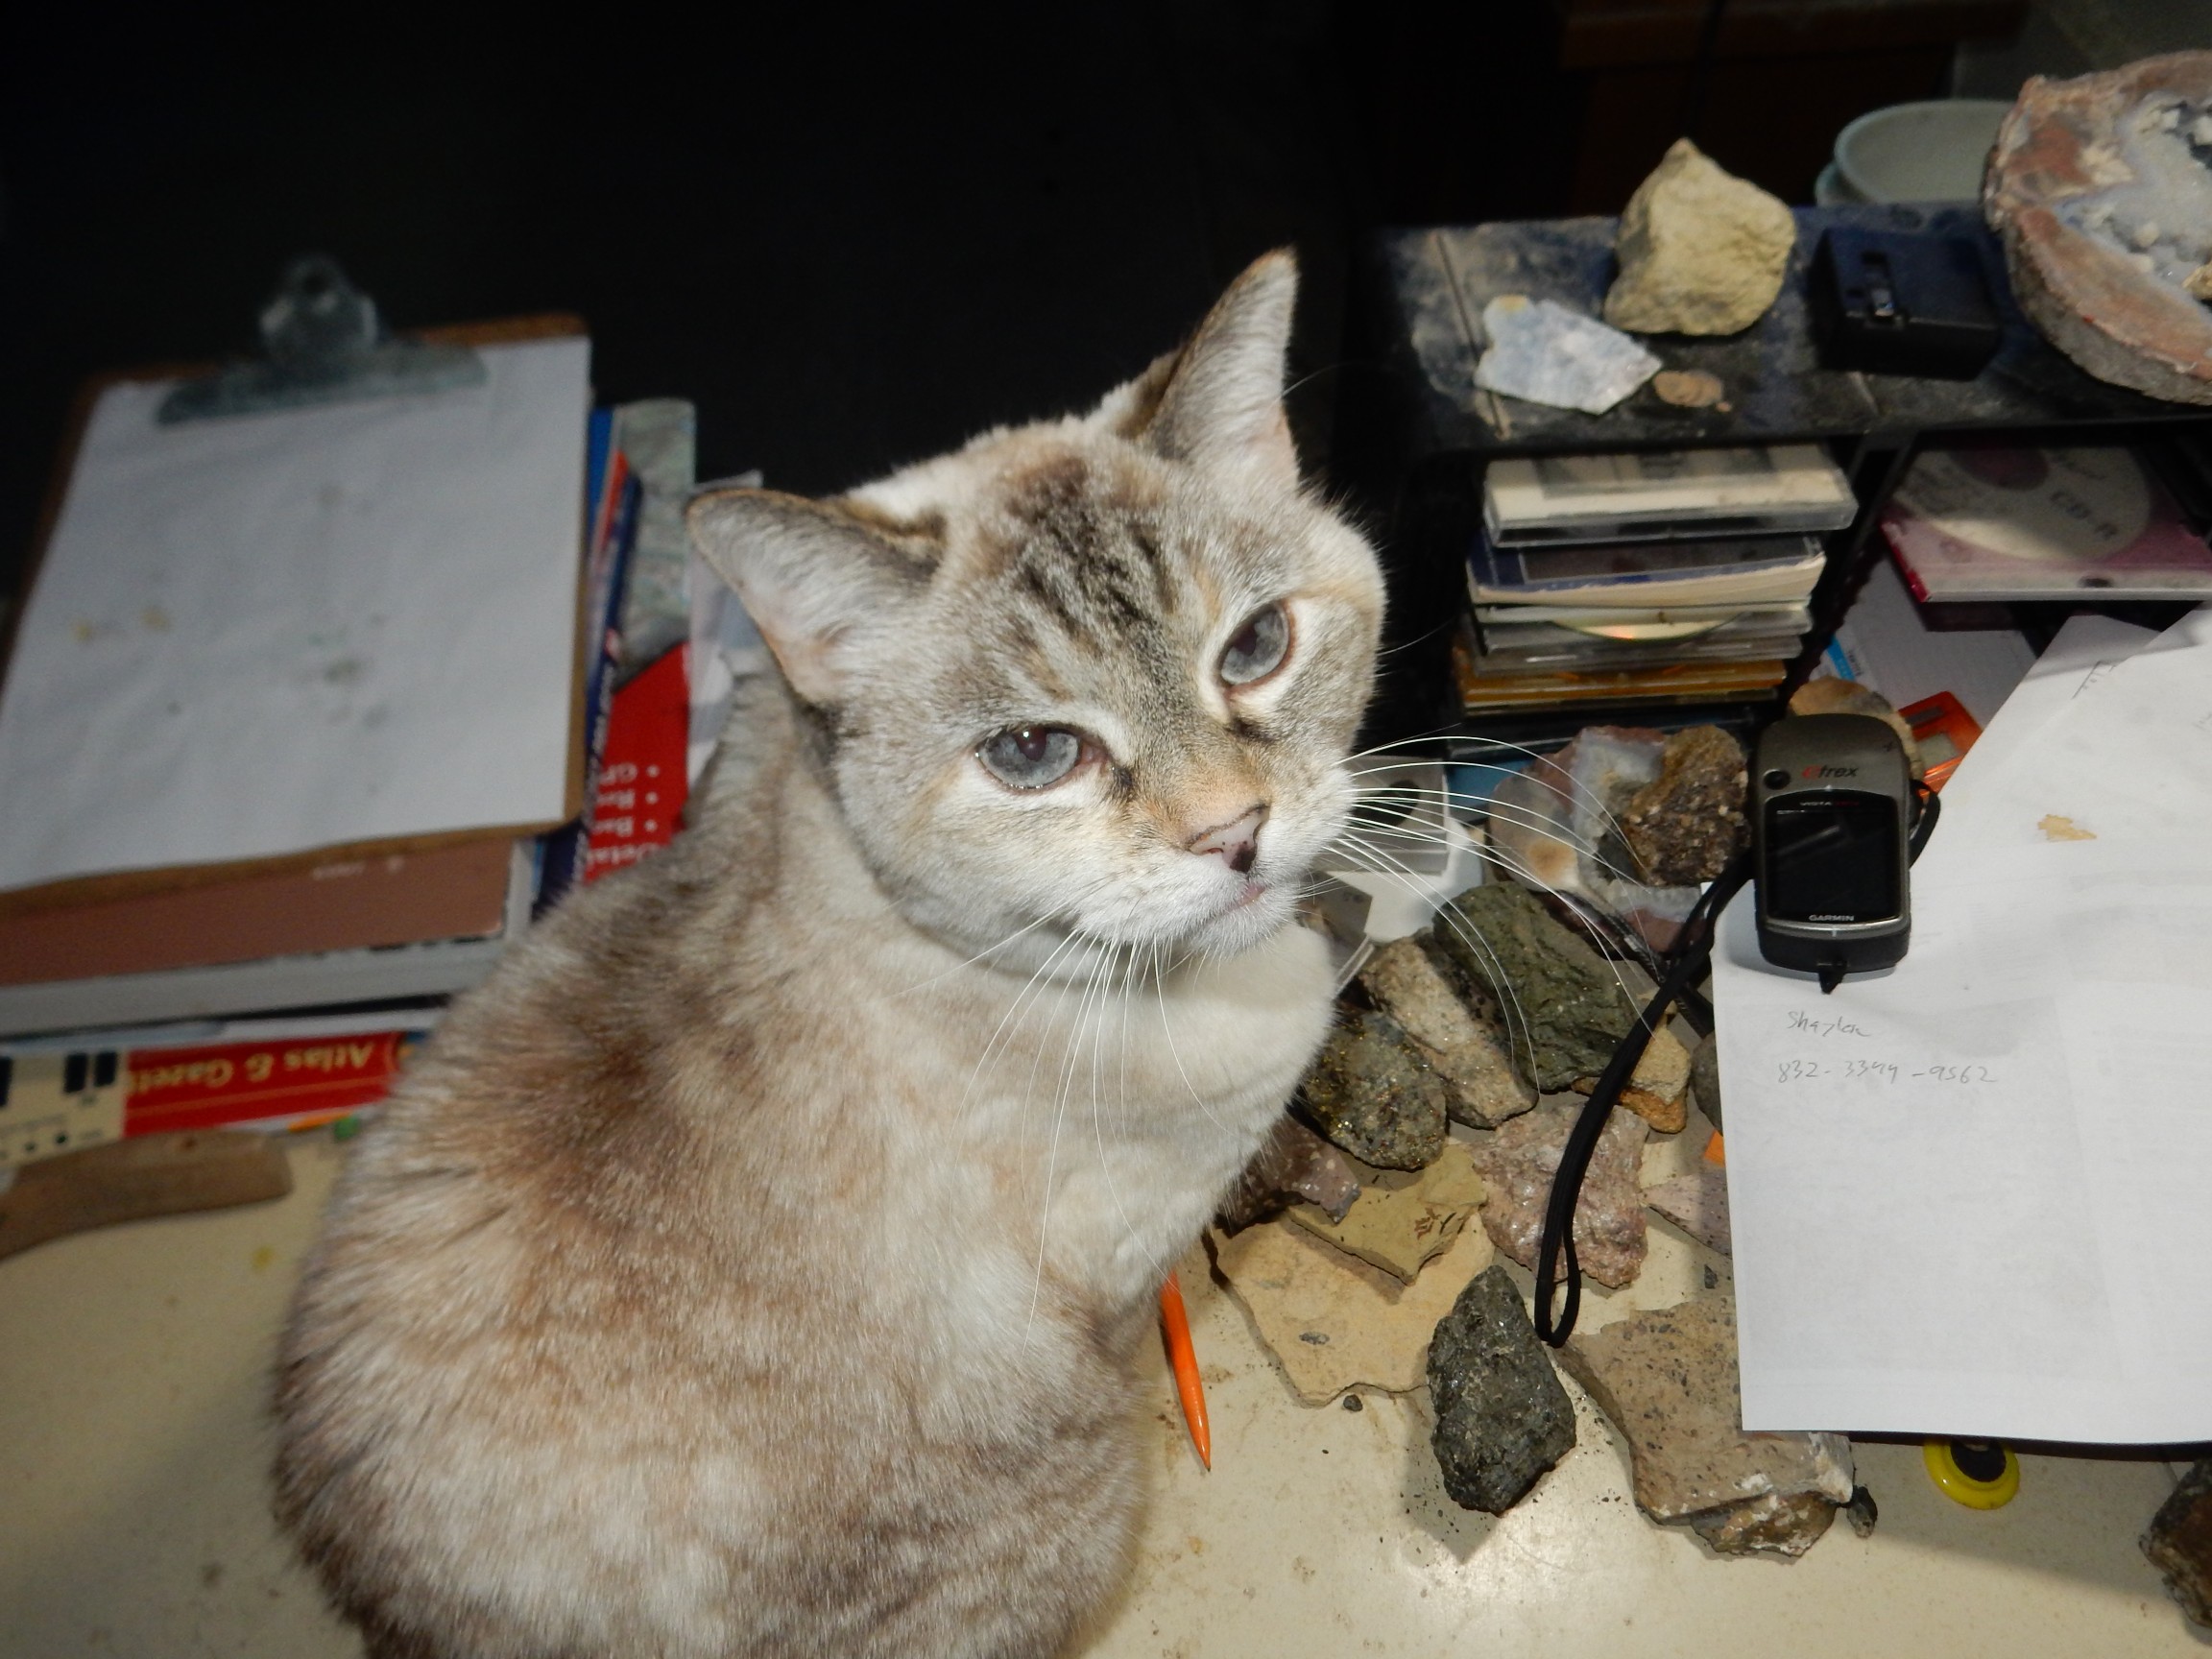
1752, 712, 1912, 988
1809, 227, 2003, 380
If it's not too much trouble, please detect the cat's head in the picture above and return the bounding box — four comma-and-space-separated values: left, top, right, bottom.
688, 252, 1383, 968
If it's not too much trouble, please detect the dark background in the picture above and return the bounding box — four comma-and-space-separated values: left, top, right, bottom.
0, 2, 2037, 608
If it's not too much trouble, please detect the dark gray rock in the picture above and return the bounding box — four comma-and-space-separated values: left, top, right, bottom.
2144, 1456, 2212, 1629
1427, 1265, 1577, 1514
1690, 1029, 1722, 1133
1299, 1009, 1448, 1171
1431, 882, 1640, 1094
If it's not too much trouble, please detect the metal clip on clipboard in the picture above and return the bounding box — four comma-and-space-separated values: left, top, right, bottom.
157, 255, 487, 424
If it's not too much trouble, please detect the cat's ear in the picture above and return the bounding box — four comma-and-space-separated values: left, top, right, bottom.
686, 488, 927, 705
1140, 249, 1301, 491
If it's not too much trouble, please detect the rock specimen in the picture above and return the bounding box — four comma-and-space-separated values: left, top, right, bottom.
1432, 880, 1650, 1094
1644, 1164, 1732, 1257
1217, 1114, 1361, 1232
1357, 935, 1535, 1128
1428, 1265, 1578, 1513
1690, 1029, 1722, 1133
1466, 1097, 1649, 1288
1299, 1009, 1449, 1170
1602, 139, 1795, 337
1209, 1214, 1495, 1406
1619, 725, 1750, 885
2143, 1456, 2212, 1628
1986, 54, 2212, 405
1558, 1294, 1853, 1557
1474, 294, 1661, 415
1571, 1020, 1692, 1134
1286, 1139, 1486, 1284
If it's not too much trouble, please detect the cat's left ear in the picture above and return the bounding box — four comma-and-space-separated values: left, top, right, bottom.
1137, 249, 1301, 493
685, 488, 927, 706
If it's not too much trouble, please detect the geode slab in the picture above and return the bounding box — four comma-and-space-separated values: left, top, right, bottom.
1428, 1265, 1578, 1514
1986, 52, 2212, 406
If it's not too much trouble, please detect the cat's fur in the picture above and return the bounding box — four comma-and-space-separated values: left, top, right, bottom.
273, 252, 1383, 1659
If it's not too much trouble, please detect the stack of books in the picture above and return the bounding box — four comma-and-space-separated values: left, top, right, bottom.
1458, 445, 1857, 713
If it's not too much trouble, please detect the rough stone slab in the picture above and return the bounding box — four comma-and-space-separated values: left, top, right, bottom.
1428, 1265, 1578, 1514
1358, 935, 1535, 1128
1558, 1294, 1854, 1524
1644, 1166, 1731, 1256
2144, 1456, 2212, 1628
1299, 1008, 1449, 1170
1285, 1139, 1486, 1284
1217, 1114, 1361, 1232
1466, 1097, 1648, 1289
1689, 1489, 1838, 1558
1432, 881, 1647, 1094
1619, 725, 1750, 885
1209, 1214, 1495, 1406
1602, 138, 1794, 337
1571, 1021, 1692, 1134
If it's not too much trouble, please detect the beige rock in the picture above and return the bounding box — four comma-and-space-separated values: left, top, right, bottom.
1357, 937, 1535, 1128
1644, 1165, 1731, 1256
1602, 138, 1794, 337
1284, 1139, 1486, 1284
1689, 1489, 1839, 1558
1557, 1294, 1853, 1527
1208, 1214, 1496, 1406
1571, 1021, 1693, 1133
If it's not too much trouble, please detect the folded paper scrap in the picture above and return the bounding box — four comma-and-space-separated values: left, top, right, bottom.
1475, 296, 1661, 417
1713, 607, 2212, 1445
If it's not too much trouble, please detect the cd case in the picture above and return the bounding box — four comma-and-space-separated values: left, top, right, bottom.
1468, 532, 1826, 610
1879, 445, 2212, 602
1483, 445, 1858, 546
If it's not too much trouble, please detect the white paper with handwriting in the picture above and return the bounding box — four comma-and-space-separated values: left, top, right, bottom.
1714, 607, 2212, 1443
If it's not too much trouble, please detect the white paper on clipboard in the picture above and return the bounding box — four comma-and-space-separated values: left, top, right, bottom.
0, 336, 589, 894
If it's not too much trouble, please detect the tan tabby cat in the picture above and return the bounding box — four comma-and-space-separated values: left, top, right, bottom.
274, 252, 1384, 1659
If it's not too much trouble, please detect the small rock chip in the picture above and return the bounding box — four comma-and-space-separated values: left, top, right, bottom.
1217, 1114, 1362, 1232
1557, 1294, 1854, 1528
1431, 882, 1646, 1094
1300, 1009, 1449, 1170
1209, 1214, 1496, 1406
2143, 1456, 2212, 1629
1644, 1165, 1732, 1256
1358, 936, 1536, 1128
1845, 1485, 1879, 1539
1689, 1489, 1839, 1558
1466, 1097, 1649, 1288
1286, 1139, 1487, 1284
1602, 139, 1795, 337
1428, 1265, 1578, 1514
1651, 369, 1725, 407
2187, 262, 2212, 303
1618, 726, 1750, 886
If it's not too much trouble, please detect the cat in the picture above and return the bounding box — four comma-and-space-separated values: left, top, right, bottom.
273, 250, 1384, 1659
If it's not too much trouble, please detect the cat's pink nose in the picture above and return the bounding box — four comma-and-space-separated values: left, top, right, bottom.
1188, 805, 1268, 876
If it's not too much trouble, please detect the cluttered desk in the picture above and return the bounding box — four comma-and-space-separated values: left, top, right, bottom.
4, 55, 2212, 1659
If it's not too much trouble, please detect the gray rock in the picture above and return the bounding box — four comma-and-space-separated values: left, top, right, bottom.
1428, 1265, 1578, 1514
2144, 1456, 2212, 1628
1690, 1030, 1722, 1134
1474, 295, 1660, 415
1602, 138, 1794, 337
1431, 881, 1644, 1094
1466, 1097, 1649, 1289
1217, 1115, 1361, 1232
1299, 1009, 1448, 1170
1357, 935, 1536, 1129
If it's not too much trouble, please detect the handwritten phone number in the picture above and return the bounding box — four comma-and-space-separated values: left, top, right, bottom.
1774, 1060, 1998, 1086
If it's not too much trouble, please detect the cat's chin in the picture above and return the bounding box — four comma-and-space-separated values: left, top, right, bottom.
1186, 881, 1299, 956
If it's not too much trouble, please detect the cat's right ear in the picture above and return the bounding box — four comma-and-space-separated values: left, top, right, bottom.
686, 489, 926, 706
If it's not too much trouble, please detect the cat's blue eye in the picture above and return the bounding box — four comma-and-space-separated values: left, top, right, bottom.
1219, 603, 1290, 687
978, 725, 1084, 790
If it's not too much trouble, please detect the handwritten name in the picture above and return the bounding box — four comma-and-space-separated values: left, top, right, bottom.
1785, 1010, 1871, 1039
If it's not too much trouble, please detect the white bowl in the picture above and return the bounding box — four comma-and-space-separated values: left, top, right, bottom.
1834, 99, 2014, 204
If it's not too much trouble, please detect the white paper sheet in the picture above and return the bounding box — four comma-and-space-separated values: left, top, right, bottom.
0, 339, 589, 892
1715, 607, 2212, 1444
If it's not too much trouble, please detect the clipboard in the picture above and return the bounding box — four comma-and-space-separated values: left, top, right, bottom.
0, 263, 594, 921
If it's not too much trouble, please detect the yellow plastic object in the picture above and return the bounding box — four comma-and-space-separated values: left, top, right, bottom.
1923, 1439, 2019, 1508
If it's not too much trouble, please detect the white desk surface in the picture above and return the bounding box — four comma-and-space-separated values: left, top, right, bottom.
1, 1123, 2199, 1658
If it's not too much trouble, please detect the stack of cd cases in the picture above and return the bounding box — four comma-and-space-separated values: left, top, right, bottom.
1460, 445, 1857, 712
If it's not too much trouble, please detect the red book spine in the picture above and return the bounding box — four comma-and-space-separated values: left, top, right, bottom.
124, 1033, 419, 1135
